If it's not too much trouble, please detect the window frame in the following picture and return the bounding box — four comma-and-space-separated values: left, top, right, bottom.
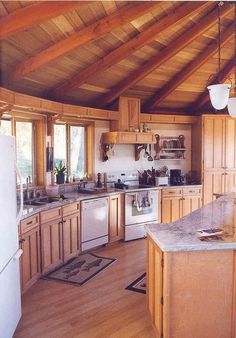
53, 120, 94, 181
0, 113, 45, 187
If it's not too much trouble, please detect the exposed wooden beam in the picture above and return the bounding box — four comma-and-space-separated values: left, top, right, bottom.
191, 58, 236, 112
0, 1, 92, 39
97, 3, 232, 107
52, 2, 208, 97
144, 23, 235, 110
11, 2, 160, 81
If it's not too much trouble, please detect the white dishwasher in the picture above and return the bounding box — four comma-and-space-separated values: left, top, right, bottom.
81, 197, 109, 251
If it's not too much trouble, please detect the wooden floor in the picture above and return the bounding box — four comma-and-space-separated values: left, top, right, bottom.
14, 239, 155, 338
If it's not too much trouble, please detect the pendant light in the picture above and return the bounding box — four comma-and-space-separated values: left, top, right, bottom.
227, 3, 236, 118
207, 2, 231, 110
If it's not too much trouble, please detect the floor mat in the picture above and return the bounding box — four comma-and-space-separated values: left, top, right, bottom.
43, 252, 116, 286
126, 272, 146, 294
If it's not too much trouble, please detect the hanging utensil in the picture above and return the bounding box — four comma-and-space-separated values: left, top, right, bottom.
144, 144, 149, 158
148, 144, 153, 161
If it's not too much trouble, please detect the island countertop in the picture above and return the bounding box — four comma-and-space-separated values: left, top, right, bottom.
146, 193, 236, 252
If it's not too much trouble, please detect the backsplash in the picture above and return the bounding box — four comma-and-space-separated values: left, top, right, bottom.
94, 120, 192, 176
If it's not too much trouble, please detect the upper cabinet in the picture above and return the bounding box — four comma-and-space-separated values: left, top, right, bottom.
203, 116, 236, 171
111, 96, 140, 131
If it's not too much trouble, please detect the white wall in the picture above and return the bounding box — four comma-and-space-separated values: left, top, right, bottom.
94, 120, 191, 176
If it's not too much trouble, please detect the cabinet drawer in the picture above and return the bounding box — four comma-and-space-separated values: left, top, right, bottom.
162, 188, 182, 197
21, 214, 39, 233
62, 202, 80, 217
182, 187, 201, 196
40, 207, 61, 224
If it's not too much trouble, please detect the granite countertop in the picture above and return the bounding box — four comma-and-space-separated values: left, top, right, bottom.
146, 193, 236, 252
21, 189, 120, 220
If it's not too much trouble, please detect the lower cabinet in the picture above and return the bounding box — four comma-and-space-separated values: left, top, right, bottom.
40, 203, 80, 274
147, 234, 236, 338
40, 218, 63, 274
62, 212, 80, 262
109, 194, 124, 243
19, 214, 41, 294
161, 186, 202, 223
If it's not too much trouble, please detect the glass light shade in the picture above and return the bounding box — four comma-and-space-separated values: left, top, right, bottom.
228, 97, 236, 118
207, 83, 231, 110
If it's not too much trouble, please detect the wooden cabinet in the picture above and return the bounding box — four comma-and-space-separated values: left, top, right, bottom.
202, 116, 236, 204
19, 214, 41, 293
62, 203, 80, 261
40, 203, 81, 273
40, 218, 63, 274
111, 96, 140, 131
147, 234, 236, 338
109, 194, 123, 243
102, 131, 155, 145
161, 186, 202, 223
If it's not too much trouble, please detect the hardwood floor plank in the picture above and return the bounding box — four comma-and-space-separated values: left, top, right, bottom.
14, 239, 155, 338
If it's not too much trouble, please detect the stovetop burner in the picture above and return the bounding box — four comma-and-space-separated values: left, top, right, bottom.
114, 183, 153, 190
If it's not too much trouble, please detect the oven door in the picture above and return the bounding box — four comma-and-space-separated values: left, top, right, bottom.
125, 190, 159, 225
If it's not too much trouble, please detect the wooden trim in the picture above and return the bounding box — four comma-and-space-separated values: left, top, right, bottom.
0, 87, 119, 121
35, 118, 46, 186
52, 1, 207, 97
140, 113, 197, 124
11, 2, 160, 80
97, 3, 233, 106
145, 22, 235, 109
87, 123, 95, 180
0, 1, 91, 39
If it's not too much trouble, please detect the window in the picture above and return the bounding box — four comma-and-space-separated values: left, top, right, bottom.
54, 123, 87, 180
0, 118, 35, 184
15, 121, 34, 182
0, 119, 11, 135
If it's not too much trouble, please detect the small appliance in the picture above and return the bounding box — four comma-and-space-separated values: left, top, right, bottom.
170, 169, 184, 186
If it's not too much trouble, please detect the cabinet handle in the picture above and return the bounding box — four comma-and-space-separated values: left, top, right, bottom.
19, 238, 25, 244
225, 173, 228, 175
26, 220, 33, 225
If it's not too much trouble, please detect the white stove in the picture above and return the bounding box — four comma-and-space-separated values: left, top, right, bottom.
106, 171, 160, 241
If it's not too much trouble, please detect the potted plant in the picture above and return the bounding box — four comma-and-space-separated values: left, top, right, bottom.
55, 161, 67, 184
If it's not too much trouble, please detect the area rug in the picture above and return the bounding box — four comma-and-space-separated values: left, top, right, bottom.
44, 253, 116, 286
126, 273, 146, 294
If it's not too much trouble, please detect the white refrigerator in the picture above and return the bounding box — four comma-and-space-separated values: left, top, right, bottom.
0, 135, 23, 338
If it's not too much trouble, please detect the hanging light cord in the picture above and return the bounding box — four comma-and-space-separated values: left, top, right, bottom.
217, 2, 221, 82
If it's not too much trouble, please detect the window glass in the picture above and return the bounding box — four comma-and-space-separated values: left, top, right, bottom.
15, 121, 33, 183
54, 124, 67, 169
70, 126, 85, 179
0, 119, 11, 135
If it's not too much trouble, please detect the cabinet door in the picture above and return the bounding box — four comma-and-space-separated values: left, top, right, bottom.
109, 194, 123, 243
225, 117, 236, 170
62, 212, 80, 262
147, 235, 163, 337
182, 196, 202, 217
203, 116, 225, 170
224, 171, 236, 194
203, 171, 224, 204
20, 226, 41, 293
161, 197, 182, 223
118, 96, 140, 130
41, 219, 63, 273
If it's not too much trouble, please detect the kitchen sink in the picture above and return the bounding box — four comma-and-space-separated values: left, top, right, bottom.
25, 196, 67, 206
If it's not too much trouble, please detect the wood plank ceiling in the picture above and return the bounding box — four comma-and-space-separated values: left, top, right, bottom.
0, 1, 235, 115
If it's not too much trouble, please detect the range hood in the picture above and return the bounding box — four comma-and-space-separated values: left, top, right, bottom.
101, 131, 156, 144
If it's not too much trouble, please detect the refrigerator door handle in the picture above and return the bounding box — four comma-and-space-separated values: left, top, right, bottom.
13, 249, 23, 261
15, 163, 23, 226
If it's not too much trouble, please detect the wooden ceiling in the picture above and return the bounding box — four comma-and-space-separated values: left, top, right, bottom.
0, 1, 235, 115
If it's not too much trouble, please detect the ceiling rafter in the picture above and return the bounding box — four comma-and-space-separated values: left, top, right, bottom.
96, 3, 232, 107
11, 2, 160, 81
52, 1, 208, 98
0, 1, 92, 39
144, 23, 235, 110
190, 58, 236, 113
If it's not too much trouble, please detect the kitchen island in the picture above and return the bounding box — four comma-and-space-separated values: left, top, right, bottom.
146, 194, 236, 338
